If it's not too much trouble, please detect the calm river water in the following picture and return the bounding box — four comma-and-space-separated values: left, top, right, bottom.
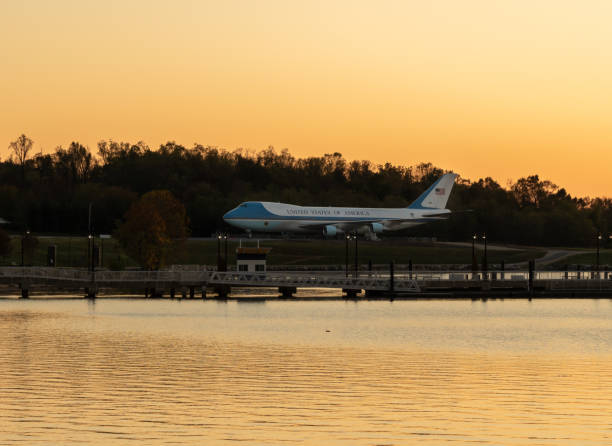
1, 297, 611, 445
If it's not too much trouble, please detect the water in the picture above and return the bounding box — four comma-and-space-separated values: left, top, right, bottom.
1, 298, 611, 445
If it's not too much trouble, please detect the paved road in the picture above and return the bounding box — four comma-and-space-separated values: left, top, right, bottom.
437, 241, 521, 251
439, 242, 590, 266
534, 249, 588, 266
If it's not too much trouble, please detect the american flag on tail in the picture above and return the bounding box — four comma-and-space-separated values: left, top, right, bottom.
435, 187, 445, 195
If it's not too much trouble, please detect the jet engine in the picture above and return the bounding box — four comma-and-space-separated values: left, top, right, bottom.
369, 222, 385, 233
323, 225, 338, 237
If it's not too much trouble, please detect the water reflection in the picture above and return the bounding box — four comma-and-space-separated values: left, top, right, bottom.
0, 299, 611, 445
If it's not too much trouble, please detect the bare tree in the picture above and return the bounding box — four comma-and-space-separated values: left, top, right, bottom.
8, 134, 33, 182
54, 142, 95, 184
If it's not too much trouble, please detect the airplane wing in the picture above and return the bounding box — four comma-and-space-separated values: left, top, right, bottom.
297, 220, 378, 231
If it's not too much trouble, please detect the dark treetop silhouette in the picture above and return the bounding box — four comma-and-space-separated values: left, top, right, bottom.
2, 135, 610, 247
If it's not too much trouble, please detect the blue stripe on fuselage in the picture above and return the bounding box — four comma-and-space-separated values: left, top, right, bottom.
225, 202, 382, 222
223, 202, 439, 224
223, 202, 276, 220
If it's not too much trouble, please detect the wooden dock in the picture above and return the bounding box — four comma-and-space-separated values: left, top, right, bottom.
1, 267, 611, 298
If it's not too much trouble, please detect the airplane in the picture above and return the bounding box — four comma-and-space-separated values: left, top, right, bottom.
223, 172, 458, 237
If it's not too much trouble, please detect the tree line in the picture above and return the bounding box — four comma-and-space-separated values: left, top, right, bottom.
2, 134, 611, 249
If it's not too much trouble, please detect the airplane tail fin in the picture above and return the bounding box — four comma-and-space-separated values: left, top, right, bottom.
408, 173, 458, 210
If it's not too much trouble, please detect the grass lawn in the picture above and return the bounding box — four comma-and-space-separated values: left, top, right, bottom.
2, 236, 545, 268
552, 250, 612, 268
5, 236, 138, 269
172, 239, 544, 266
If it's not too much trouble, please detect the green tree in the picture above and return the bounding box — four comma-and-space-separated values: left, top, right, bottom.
115, 190, 189, 269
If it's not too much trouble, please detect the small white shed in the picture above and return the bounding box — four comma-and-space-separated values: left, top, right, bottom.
235, 247, 271, 272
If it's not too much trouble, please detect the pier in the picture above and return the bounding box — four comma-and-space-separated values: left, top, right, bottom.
1, 267, 612, 298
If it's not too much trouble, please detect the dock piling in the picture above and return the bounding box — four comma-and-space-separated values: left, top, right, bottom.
279, 286, 296, 297
528, 260, 535, 294
214, 285, 229, 298
343, 288, 359, 298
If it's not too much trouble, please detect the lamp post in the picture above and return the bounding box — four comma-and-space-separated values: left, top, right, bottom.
88, 202, 93, 272
224, 234, 228, 271
596, 234, 602, 275
217, 233, 222, 271
482, 234, 488, 278
345, 234, 350, 278
88, 234, 93, 272
471, 234, 478, 274
354, 233, 359, 278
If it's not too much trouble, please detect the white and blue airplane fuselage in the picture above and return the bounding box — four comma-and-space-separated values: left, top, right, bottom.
223, 173, 458, 236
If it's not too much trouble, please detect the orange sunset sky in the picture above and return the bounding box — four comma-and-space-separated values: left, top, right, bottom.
1, 0, 611, 197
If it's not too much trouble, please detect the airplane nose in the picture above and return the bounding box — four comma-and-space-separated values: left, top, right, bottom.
223, 208, 235, 221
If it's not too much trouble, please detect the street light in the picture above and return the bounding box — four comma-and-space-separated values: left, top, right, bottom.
87, 202, 94, 272
345, 234, 350, 278
481, 234, 488, 277
471, 234, 478, 274
216, 233, 229, 271
88, 234, 93, 272
224, 234, 228, 271
354, 233, 359, 278
217, 233, 222, 271
596, 234, 602, 274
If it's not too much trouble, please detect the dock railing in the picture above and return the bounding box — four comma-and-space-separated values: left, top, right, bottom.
0, 267, 610, 296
